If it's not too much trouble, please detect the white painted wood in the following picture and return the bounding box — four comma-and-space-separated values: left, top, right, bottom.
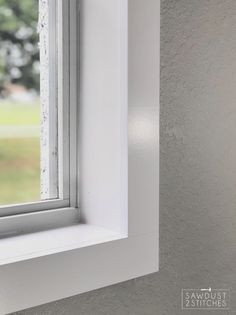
0, 224, 121, 265
0, 0, 159, 313
58, 0, 70, 200
0, 208, 79, 238
79, 0, 128, 234
69, 0, 79, 207
48, 0, 59, 198
0, 199, 69, 217
128, 0, 159, 237
0, 231, 157, 315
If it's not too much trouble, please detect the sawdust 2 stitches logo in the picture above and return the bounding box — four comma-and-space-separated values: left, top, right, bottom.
182, 288, 230, 310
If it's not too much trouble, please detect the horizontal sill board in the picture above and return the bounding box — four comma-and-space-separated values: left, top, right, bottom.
0, 224, 123, 265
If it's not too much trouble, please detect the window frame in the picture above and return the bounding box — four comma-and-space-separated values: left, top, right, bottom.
0, 0, 78, 219
0, 0, 159, 314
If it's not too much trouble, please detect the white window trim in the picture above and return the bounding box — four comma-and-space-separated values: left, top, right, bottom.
0, 0, 159, 314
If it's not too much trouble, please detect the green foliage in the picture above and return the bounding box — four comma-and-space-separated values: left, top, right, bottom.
0, 0, 39, 94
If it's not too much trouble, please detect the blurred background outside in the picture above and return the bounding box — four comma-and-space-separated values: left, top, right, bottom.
0, 0, 40, 205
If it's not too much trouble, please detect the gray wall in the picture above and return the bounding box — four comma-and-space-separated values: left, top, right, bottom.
12, 0, 236, 314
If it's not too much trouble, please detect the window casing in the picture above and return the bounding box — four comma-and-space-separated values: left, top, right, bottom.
0, 0, 159, 313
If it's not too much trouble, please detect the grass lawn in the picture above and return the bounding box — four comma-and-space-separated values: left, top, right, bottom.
0, 101, 40, 125
0, 138, 40, 205
0, 101, 40, 205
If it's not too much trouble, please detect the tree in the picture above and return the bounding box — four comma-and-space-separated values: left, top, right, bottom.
0, 0, 39, 95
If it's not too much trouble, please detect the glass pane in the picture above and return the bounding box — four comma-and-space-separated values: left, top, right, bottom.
0, 0, 58, 205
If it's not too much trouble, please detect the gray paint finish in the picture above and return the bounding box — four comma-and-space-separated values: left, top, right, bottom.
12, 0, 236, 314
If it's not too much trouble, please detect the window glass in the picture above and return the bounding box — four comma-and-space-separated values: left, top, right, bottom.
0, 0, 58, 206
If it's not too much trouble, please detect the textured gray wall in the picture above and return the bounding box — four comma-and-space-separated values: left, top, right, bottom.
12, 0, 236, 314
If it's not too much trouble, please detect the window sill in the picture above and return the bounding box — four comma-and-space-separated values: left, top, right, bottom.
0, 224, 124, 266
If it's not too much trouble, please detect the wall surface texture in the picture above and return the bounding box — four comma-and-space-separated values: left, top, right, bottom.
12, 0, 236, 314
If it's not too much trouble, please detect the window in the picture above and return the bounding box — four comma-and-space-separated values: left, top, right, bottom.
0, 0, 159, 314
0, 0, 40, 206
0, 0, 77, 219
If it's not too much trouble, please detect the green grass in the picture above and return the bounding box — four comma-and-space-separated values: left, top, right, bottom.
0, 100, 40, 125
0, 138, 40, 205
0, 100, 40, 205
